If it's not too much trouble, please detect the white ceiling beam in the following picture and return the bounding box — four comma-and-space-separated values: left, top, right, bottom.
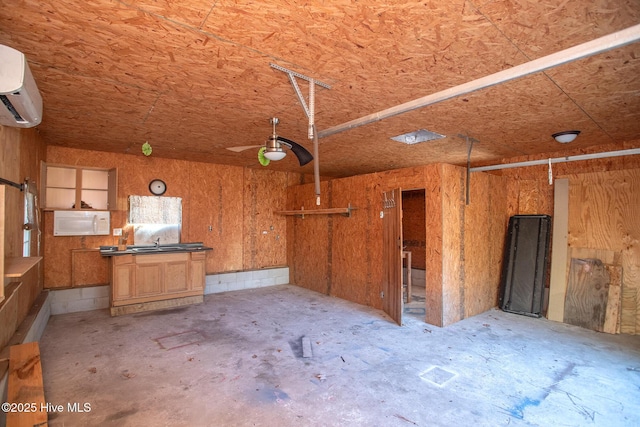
469, 148, 640, 172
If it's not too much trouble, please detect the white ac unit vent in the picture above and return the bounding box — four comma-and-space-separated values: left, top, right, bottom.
0, 44, 43, 128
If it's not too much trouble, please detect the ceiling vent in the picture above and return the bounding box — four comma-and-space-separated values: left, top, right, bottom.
391, 129, 445, 145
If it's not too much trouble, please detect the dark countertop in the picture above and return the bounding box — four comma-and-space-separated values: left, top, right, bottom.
99, 242, 212, 257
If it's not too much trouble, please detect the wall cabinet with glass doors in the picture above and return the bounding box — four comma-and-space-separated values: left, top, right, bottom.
40, 162, 117, 210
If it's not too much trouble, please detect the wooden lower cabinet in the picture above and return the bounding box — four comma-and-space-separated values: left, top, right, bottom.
110, 252, 206, 313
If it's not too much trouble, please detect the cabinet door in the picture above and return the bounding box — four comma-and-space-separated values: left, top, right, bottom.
136, 263, 164, 296
113, 264, 135, 301
165, 258, 189, 293
112, 255, 135, 303
190, 252, 206, 292
42, 164, 77, 209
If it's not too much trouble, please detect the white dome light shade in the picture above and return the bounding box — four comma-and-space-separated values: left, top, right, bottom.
552, 130, 581, 143
264, 149, 286, 161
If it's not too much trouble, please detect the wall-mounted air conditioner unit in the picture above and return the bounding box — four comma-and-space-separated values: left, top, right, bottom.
0, 44, 43, 128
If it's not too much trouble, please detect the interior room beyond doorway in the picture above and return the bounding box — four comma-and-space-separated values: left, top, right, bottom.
402, 189, 426, 322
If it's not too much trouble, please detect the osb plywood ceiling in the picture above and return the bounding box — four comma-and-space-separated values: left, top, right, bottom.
1, 0, 639, 178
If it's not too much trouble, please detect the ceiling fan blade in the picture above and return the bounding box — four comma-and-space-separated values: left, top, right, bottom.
277, 136, 313, 166
226, 145, 263, 153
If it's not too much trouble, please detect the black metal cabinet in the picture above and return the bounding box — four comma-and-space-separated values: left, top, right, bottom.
499, 215, 552, 317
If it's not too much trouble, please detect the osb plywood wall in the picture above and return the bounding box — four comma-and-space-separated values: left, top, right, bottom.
286, 182, 331, 296
43, 146, 303, 288
438, 166, 508, 326
287, 163, 508, 327
0, 125, 46, 350
330, 174, 384, 307
502, 141, 640, 216
463, 171, 509, 321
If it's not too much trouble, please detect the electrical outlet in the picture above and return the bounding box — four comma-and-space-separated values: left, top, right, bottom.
113, 228, 123, 236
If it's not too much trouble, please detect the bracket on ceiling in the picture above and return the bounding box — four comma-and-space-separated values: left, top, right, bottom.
270, 63, 331, 139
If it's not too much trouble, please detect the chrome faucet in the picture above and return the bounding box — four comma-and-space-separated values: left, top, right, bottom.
154, 237, 160, 247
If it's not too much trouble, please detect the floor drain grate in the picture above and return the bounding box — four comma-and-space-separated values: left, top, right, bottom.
419, 366, 458, 387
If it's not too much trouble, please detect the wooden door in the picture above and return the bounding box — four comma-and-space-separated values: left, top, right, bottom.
382, 188, 403, 325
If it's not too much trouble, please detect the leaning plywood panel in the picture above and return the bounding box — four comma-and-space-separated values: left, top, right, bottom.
604, 264, 623, 334
547, 178, 570, 323
7, 342, 47, 427
621, 287, 637, 335
566, 169, 640, 334
564, 258, 610, 332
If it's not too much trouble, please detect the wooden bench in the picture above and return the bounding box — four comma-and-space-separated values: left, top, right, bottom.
7, 342, 47, 427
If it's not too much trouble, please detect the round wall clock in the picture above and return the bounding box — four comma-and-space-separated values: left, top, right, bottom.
149, 179, 167, 195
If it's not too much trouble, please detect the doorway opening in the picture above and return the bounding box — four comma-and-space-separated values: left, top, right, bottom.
401, 189, 426, 321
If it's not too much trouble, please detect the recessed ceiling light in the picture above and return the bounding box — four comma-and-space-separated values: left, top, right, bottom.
391, 129, 445, 145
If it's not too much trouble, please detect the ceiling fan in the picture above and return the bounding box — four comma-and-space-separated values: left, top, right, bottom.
226, 117, 313, 166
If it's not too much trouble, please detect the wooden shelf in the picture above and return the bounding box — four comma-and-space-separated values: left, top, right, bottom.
4, 257, 42, 278
275, 204, 356, 218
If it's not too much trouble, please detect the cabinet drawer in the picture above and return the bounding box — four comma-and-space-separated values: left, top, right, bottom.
135, 252, 189, 264
113, 254, 134, 265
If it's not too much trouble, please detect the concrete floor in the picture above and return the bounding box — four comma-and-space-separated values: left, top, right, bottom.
40, 284, 640, 427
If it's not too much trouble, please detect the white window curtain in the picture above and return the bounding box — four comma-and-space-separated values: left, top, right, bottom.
128, 196, 182, 224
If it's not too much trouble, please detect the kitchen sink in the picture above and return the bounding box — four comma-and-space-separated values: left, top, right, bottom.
132, 247, 161, 252
100, 242, 209, 256
131, 244, 202, 252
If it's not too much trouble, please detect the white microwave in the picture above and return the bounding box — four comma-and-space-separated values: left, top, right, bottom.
53, 211, 110, 236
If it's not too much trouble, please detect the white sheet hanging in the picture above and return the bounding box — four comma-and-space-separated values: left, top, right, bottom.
128, 195, 182, 224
